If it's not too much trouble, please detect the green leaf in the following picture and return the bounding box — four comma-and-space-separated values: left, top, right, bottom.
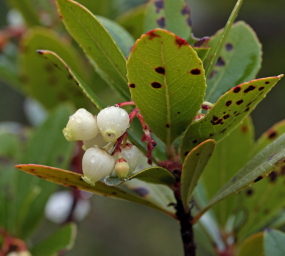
15, 164, 175, 218
31, 223, 77, 256
104, 166, 175, 187
56, 0, 130, 100
203, 117, 254, 226
127, 29, 206, 147
235, 121, 285, 239
37, 50, 105, 110
116, 4, 146, 39
14, 104, 75, 238
144, 0, 192, 40
193, 131, 285, 224
96, 16, 135, 57
20, 27, 87, 109
237, 163, 285, 240
237, 232, 264, 256
205, 22, 262, 103
123, 179, 175, 214
181, 139, 216, 210
181, 75, 283, 161
205, 0, 244, 77
264, 229, 285, 256
7, 0, 41, 26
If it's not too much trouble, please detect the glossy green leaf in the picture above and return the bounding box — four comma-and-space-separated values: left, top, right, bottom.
96, 16, 135, 57
237, 232, 264, 256
234, 121, 285, 239
181, 75, 283, 161
37, 50, 105, 110
264, 229, 285, 256
7, 0, 41, 26
20, 28, 87, 109
124, 179, 175, 214
116, 5, 146, 39
203, 117, 254, 226
193, 131, 285, 224
127, 29, 206, 147
205, 22, 262, 103
31, 223, 77, 256
14, 104, 75, 238
15, 164, 175, 218
205, 0, 244, 77
56, 0, 130, 100
105, 166, 175, 187
144, 0, 192, 40
181, 139, 216, 210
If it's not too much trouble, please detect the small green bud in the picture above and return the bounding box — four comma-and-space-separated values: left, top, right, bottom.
115, 158, 129, 179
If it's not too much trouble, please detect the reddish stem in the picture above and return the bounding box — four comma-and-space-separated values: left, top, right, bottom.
116, 101, 136, 107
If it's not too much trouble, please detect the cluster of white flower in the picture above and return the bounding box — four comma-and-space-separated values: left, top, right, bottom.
63, 106, 140, 186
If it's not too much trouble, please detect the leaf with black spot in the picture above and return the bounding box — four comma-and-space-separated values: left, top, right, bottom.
181, 75, 283, 162
201, 117, 254, 227
145, 0, 192, 40
15, 164, 174, 218
127, 29, 206, 147
205, 22, 262, 103
192, 131, 285, 225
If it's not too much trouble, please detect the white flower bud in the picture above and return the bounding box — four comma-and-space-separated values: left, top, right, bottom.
82, 132, 107, 150
115, 158, 129, 179
63, 108, 99, 141
82, 147, 115, 186
121, 144, 140, 173
97, 106, 130, 142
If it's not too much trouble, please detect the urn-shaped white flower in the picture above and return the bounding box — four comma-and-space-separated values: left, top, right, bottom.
120, 144, 140, 173
63, 108, 99, 141
82, 132, 108, 150
97, 106, 130, 142
82, 147, 115, 186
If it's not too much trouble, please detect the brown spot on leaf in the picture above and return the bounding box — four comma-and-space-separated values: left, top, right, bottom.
265, 81, 270, 84
241, 125, 248, 133
181, 5, 190, 15
259, 86, 265, 91
223, 114, 230, 119
225, 43, 233, 51
236, 99, 243, 105
246, 188, 254, 196
192, 140, 198, 143
166, 123, 170, 128
244, 85, 256, 93
233, 86, 241, 93
254, 176, 263, 182
209, 70, 218, 79
151, 82, 162, 88
154, 0, 164, 13
175, 36, 188, 48
157, 17, 165, 27
267, 130, 277, 139
155, 67, 165, 74
146, 30, 160, 40
226, 100, 232, 107
129, 83, 136, 88
133, 187, 149, 197
184, 151, 189, 156
268, 171, 278, 183
216, 56, 225, 66
190, 68, 201, 75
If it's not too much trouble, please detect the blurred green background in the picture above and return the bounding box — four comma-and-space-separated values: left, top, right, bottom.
0, 0, 284, 255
